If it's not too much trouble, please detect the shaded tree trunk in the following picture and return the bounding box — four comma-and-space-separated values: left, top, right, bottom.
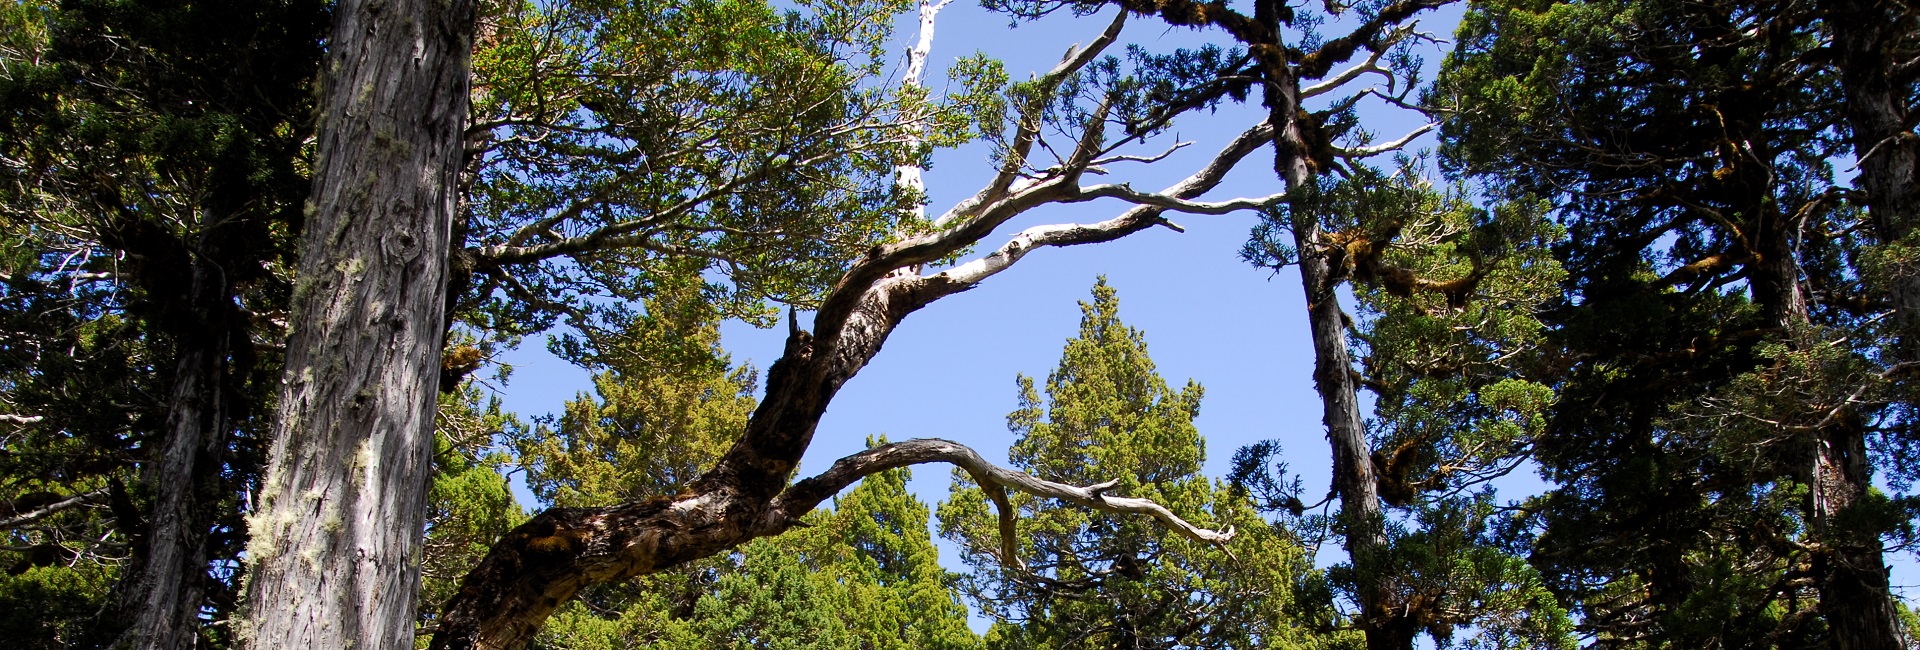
118, 253, 239, 650
1830, 0, 1920, 346
1743, 127, 1903, 649
241, 0, 474, 644
1814, 4, 1914, 646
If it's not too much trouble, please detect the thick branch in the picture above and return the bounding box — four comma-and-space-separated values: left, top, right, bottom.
1295, 0, 1452, 78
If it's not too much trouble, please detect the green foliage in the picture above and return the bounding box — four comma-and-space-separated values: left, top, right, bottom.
418, 385, 530, 631
456, 0, 1003, 361
0, 563, 119, 649
0, 0, 323, 642
1434, 0, 1919, 643
941, 278, 1326, 650
530, 462, 978, 650
517, 283, 757, 507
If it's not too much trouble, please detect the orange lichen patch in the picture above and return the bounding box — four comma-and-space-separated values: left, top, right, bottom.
439, 344, 484, 392
525, 534, 578, 556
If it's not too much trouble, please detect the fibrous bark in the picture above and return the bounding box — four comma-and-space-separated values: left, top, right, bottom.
241, 0, 474, 645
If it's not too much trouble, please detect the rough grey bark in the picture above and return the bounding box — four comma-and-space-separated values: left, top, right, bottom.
241, 0, 474, 645
1273, 76, 1408, 650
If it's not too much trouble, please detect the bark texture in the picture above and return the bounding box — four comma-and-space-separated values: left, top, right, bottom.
241, 0, 474, 645
1831, 0, 1920, 345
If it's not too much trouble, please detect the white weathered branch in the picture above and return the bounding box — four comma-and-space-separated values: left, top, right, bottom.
771, 439, 1235, 562
1334, 122, 1438, 159
1302, 47, 1392, 99
1075, 183, 1285, 214
980, 10, 1129, 204
0, 414, 44, 424
895, 0, 952, 224
1092, 140, 1192, 167
919, 119, 1277, 291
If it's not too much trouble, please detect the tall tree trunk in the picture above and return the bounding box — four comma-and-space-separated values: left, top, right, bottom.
1261, 48, 1404, 650
119, 254, 238, 650
1811, 420, 1904, 650
1746, 157, 1903, 649
1816, 3, 1915, 647
241, 0, 474, 644
1830, 0, 1920, 347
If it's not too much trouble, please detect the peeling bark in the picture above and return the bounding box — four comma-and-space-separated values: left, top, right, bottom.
241, 0, 474, 645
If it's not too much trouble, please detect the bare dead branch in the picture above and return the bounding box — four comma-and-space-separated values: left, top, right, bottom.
1092, 140, 1192, 167
1073, 183, 1286, 214
1302, 47, 1391, 99
922, 119, 1276, 292
1333, 122, 1437, 159
770, 438, 1235, 549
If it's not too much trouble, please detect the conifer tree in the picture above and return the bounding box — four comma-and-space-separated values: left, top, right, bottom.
941, 278, 1322, 650
1437, 0, 1918, 644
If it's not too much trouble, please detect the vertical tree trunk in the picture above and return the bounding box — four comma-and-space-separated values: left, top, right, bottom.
242, 0, 473, 645
1744, 147, 1904, 649
1830, 0, 1920, 344
1811, 422, 1904, 650
1293, 224, 1401, 650
1260, 49, 1403, 650
1818, 3, 1914, 647
119, 255, 237, 650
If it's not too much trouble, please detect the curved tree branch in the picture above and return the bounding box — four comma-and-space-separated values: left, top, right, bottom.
769, 438, 1236, 546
